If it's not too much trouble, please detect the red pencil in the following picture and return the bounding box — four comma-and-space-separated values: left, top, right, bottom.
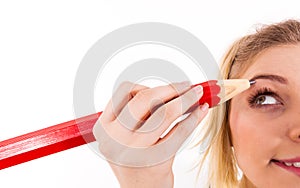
0, 79, 251, 170
0, 112, 102, 170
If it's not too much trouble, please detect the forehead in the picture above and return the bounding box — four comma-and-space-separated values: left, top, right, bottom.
241, 44, 300, 80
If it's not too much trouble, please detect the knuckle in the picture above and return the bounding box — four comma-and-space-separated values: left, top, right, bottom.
151, 106, 163, 120
118, 81, 134, 91
112, 82, 133, 98
117, 106, 140, 129
170, 82, 189, 94
134, 89, 152, 101
156, 105, 177, 121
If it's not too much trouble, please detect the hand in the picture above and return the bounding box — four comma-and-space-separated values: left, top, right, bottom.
93, 81, 209, 188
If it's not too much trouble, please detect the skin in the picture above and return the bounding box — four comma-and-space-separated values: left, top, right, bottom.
230, 44, 300, 188
95, 81, 209, 187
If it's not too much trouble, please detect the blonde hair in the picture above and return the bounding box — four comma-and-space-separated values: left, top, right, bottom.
196, 19, 300, 188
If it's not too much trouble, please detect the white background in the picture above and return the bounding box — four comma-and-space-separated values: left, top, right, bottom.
0, 1, 299, 187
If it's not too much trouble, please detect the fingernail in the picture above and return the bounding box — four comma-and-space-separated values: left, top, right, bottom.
200, 103, 209, 111
193, 85, 203, 94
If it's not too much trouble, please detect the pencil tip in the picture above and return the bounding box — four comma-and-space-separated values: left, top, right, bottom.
249, 80, 256, 85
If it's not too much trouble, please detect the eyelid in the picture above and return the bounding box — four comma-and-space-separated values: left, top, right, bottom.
247, 87, 284, 109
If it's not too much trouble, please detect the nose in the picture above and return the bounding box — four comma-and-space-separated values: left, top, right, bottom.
287, 110, 300, 143
288, 127, 300, 143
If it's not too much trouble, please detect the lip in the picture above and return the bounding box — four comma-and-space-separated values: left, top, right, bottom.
272, 157, 300, 177
277, 157, 300, 163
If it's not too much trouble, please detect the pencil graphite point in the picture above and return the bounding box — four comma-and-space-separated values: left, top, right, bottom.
249, 80, 256, 85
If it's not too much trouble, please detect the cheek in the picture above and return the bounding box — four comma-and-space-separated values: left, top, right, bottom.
229, 108, 266, 164
229, 101, 278, 184
230, 111, 270, 151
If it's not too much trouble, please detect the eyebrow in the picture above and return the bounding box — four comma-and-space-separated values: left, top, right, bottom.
250, 74, 288, 84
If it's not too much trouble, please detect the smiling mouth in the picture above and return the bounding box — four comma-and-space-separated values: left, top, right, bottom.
271, 159, 300, 176
271, 159, 300, 168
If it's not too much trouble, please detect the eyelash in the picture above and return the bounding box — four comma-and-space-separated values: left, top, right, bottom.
247, 87, 282, 109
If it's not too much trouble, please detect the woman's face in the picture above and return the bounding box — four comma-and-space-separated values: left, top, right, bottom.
230, 44, 300, 188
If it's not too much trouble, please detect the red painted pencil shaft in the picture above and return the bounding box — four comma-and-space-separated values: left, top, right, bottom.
0, 112, 102, 170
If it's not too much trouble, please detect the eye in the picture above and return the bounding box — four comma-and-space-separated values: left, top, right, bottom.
248, 87, 283, 109
254, 95, 279, 105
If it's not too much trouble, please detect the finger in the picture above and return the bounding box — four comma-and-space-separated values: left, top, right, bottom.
156, 103, 209, 145
138, 85, 203, 138
115, 81, 192, 130
101, 81, 148, 123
